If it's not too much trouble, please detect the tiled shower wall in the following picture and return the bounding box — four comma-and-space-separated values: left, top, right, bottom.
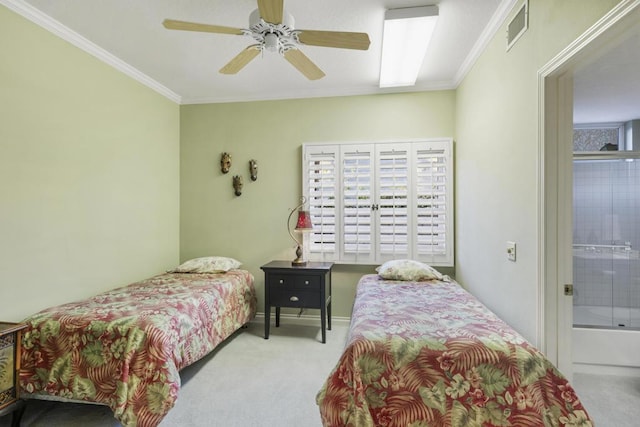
573, 159, 640, 310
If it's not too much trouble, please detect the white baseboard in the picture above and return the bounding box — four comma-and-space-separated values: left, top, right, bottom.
574, 363, 640, 377
250, 312, 351, 327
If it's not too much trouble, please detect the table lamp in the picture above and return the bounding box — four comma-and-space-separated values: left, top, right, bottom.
288, 197, 313, 266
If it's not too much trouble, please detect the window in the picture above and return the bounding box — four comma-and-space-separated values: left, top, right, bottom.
303, 139, 453, 266
573, 123, 625, 152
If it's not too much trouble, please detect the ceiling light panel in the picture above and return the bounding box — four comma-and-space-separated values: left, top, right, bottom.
379, 5, 439, 88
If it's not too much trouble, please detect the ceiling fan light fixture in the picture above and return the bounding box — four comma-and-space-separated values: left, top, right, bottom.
265, 33, 279, 51
164, 0, 369, 80
379, 5, 439, 88
247, 8, 296, 54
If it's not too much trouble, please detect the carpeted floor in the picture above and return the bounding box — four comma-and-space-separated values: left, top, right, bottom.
2, 319, 639, 426
1, 319, 349, 427
572, 372, 640, 427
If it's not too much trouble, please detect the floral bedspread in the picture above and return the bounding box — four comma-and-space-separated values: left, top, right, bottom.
20, 270, 256, 427
317, 274, 592, 427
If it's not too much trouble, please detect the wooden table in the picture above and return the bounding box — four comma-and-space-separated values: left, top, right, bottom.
260, 261, 334, 343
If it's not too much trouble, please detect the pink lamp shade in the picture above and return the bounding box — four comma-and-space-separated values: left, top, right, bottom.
288, 198, 313, 266
295, 210, 313, 231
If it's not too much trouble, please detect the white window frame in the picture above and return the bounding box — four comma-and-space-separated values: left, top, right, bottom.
302, 139, 453, 266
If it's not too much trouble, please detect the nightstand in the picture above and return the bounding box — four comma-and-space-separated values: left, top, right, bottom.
261, 260, 334, 343
0, 322, 28, 427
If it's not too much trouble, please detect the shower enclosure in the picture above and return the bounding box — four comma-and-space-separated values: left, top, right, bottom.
573, 123, 640, 330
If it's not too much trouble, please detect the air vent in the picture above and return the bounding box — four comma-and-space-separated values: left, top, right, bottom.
506, 0, 528, 51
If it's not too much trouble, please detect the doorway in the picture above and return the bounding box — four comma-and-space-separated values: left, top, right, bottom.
540, 0, 640, 377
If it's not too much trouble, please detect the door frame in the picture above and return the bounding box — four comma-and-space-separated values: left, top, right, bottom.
538, 0, 640, 374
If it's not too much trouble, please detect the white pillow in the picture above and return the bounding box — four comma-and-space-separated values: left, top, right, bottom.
168, 256, 241, 273
375, 259, 443, 281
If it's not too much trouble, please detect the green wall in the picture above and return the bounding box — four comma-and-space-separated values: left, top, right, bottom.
180, 92, 456, 318
0, 6, 181, 321
2, 0, 627, 343
455, 0, 623, 343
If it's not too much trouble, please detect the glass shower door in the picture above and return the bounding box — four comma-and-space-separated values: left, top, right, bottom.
573, 158, 640, 329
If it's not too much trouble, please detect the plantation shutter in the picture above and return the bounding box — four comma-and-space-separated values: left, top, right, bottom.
413, 142, 453, 264
376, 144, 411, 261
340, 145, 374, 263
303, 139, 453, 266
303, 146, 338, 261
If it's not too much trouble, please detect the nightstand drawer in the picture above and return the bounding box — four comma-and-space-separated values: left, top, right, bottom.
293, 275, 320, 289
271, 274, 321, 290
270, 289, 321, 308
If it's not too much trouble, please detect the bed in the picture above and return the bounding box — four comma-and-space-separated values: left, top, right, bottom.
18, 257, 256, 427
317, 263, 592, 427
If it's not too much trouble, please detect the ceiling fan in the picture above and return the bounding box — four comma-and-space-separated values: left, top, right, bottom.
162, 0, 370, 80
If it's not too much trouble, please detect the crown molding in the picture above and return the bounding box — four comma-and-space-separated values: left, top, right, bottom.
3, 0, 513, 105
453, 0, 518, 86
1, 0, 181, 104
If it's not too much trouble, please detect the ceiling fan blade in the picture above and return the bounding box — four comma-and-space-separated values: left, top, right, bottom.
297, 30, 371, 50
220, 47, 261, 74
258, 0, 284, 24
284, 49, 325, 80
162, 19, 244, 35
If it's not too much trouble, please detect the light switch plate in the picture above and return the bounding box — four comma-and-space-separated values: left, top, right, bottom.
507, 241, 516, 261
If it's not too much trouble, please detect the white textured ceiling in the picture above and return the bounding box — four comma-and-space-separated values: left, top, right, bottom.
6, 0, 638, 122
9, 0, 508, 104
573, 19, 640, 125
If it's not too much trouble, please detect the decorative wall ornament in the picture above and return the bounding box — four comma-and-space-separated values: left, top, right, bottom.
233, 175, 243, 196
220, 152, 232, 174
249, 159, 258, 181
